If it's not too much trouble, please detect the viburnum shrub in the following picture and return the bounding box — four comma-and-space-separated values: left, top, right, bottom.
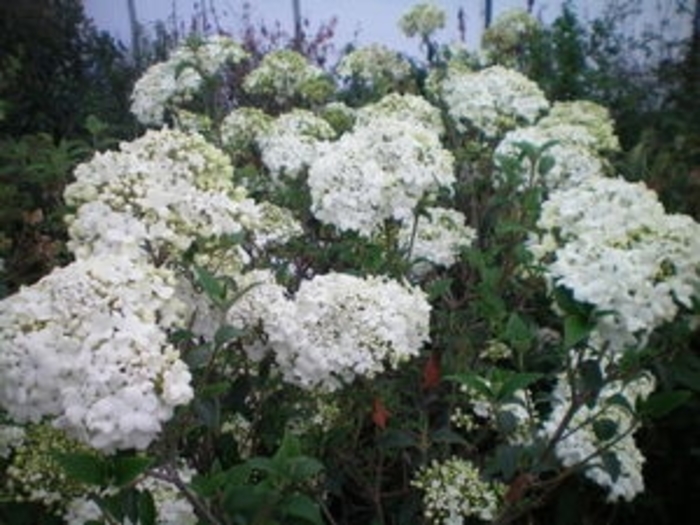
1, 5, 699, 525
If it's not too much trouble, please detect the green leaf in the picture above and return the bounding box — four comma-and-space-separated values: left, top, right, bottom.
497, 372, 543, 401
638, 390, 692, 419
282, 494, 323, 525
53, 452, 108, 486
426, 278, 453, 301
446, 373, 494, 398
193, 264, 226, 304
600, 451, 622, 482
193, 397, 221, 430
430, 428, 469, 446
214, 324, 245, 347
592, 418, 618, 442
273, 430, 303, 462
563, 314, 591, 349
138, 490, 157, 525
376, 429, 418, 450
246, 457, 279, 477
537, 154, 556, 176
111, 455, 153, 487
285, 456, 325, 482
184, 344, 215, 369
578, 359, 604, 406
504, 313, 532, 352
222, 463, 255, 487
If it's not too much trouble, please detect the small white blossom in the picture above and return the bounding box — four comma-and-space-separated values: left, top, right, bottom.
412, 457, 505, 523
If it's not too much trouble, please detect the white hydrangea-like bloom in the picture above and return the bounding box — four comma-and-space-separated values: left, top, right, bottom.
537, 100, 620, 153
229, 273, 431, 391
412, 457, 505, 524
308, 116, 455, 236
131, 35, 248, 125
336, 44, 413, 90
541, 366, 656, 502
252, 201, 304, 248
494, 125, 607, 191
257, 109, 336, 181
399, 207, 476, 275
65, 128, 258, 263
220, 106, 273, 162
282, 273, 431, 391
356, 92, 445, 136
399, 2, 446, 38
481, 8, 540, 66
441, 65, 549, 138
0, 256, 192, 452
528, 177, 700, 351
243, 49, 333, 105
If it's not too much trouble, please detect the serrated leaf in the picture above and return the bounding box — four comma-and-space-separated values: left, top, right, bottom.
639, 390, 692, 419
53, 452, 108, 486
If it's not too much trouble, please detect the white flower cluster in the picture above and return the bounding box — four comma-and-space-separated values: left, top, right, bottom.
481, 8, 540, 66
336, 44, 413, 91
243, 49, 332, 105
131, 35, 248, 125
412, 457, 505, 524
399, 2, 446, 39
399, 207, 476, 276
257, 109, 336, 181
65, 128, 258, 263
541, 366, 656, 502
0, 256, 192, 452
356, 92, 445, 136
441, 65, 549, 138
308, 107, 455, 236
537, 100, 620, 153
220, 106, 273, 162
494, 125, 607, 191
528, 176, 700, 352
227, 272, 431, 391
